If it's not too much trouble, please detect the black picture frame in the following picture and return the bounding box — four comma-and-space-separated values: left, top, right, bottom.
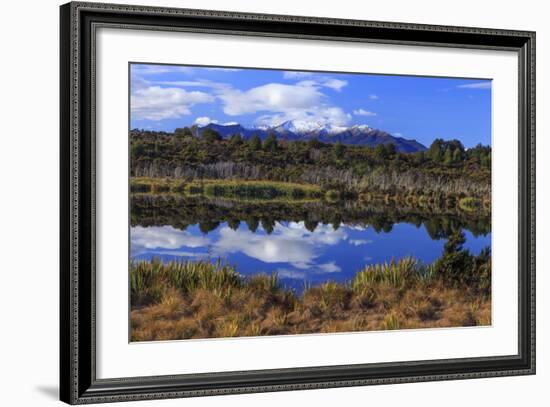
60, 2, 536, 404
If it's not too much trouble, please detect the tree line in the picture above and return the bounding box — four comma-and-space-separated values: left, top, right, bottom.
130, 128, 491, 199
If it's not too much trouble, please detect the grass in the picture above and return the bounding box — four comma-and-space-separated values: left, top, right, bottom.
131, 176, 491, 213
131, 259, 241, 306
458, 197, 483, 212
130, 252, 491, 341
130, 177, 322, 202
360, 191, 489, 214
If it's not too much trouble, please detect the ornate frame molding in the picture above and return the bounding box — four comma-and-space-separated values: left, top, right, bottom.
60, 2, 535, 404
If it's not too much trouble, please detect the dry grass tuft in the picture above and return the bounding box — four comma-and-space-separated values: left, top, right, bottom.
130, 253, 491, 341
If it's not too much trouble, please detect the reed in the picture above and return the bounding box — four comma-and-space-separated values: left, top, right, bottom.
130, 258, 241, 306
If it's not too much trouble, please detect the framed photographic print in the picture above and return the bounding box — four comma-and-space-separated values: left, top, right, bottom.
60, 1, 536, 404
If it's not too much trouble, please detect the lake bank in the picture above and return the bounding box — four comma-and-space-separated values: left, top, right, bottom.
130, 177, 490, 214
130, 234, 491, 341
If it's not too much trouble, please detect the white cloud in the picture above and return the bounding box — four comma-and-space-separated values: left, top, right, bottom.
131, 86, 214, 121
194, 116, 218, 126
347, 225, 369, 231
353, 108, 377, 117
146, 250, 207, 258
220, 82, 324, 115
131, 64, 352, 128
348, 239, 372, 246
369, 94, 379, 100
212, 221, 347, 269
284, 71, 348, 91
318, 262, 341, 273
323, 79, 348, 91
457, 82, 492, 90
217, 81, 351, 129
131, 226, 210, 251
274, 268, 308, 280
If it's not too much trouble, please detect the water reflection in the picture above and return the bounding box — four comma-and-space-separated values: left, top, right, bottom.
131, 196, 491, 292
131, 194, 491, 238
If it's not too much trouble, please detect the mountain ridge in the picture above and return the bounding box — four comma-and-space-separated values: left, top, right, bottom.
194, 121, 427, 153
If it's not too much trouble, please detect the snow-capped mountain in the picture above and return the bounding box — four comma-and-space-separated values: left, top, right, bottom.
194, 120, 427, 153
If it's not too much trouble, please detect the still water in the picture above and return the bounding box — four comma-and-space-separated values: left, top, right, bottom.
130, 197, 491, 292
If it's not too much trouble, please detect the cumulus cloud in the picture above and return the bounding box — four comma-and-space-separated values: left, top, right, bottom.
131, 226, 210, 253
194, 116, 218, 126
353, 108, 377, 117
219, 82, 324, 115
283, 71, 348, 91
457, 82, 492, 90
318, 262, 341, 273
212, 221, 347, 270
369, 94, 379, 100
323, 79, 348, 91
131, 64, 352, 127
131, 86, 214, 121
218, 81, 351, 129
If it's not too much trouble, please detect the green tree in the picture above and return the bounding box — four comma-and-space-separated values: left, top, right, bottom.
131, 141, 146, 159
307, 137, 321, 149
384, 142, 396, 157
374, 143, 387, 160
227, 219, 240, 231
452, 148, 462, 163
413, 151, 425, 165
434, 230, 472, 287
480, 153, 491, 168
428, 139, 443, 162
261, 218, 275, 234
263, 132, 278, 151
446, 139, 465, 153
304, 219, 318, 232
198, 220, 220, 234
333, 141, 344, 159
174, 127, 193, 139
443, 147, 453, 165
229, 133, 243, 148
248, 134, 262, 151
245, 217, 259, 233
201, 128, 222, 143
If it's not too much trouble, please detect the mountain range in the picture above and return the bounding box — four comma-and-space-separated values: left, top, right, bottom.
194, 120, 427, 153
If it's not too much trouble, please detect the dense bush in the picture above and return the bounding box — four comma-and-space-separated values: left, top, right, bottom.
129, 129, 491, 199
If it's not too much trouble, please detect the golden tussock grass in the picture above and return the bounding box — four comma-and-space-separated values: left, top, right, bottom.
130, 255, 491, 341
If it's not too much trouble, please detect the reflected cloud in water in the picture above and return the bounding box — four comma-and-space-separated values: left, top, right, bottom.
130, 220, 491, 292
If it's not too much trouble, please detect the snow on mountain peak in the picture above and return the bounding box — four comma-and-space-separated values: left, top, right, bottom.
270, 120, 356, 135
351, 124, 371, 131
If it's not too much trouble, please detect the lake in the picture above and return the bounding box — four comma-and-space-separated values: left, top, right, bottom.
130, 195, 491, 294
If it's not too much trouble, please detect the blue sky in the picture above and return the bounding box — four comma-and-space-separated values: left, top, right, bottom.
130, 63, 492, 148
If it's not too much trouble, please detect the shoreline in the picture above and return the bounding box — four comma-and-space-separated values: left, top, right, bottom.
130, 233, 491, 341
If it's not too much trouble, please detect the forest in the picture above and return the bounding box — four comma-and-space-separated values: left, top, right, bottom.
130, 128, 491, 203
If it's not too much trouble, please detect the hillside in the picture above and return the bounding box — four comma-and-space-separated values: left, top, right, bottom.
191, 121, 426, 153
